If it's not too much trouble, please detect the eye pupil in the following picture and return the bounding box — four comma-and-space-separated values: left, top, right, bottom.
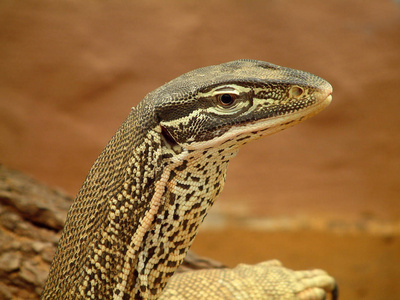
219, 94, 235, 106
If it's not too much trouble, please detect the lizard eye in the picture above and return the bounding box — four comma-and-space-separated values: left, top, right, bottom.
217, 93, 237, 107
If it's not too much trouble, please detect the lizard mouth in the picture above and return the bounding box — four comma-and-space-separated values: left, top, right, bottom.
315, 82, 333, 106
309, 85, 333, 117
184, 87, 333, 151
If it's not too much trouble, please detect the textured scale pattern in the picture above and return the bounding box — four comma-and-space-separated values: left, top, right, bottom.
42, 59, 335, 300
160, 260, 337, 300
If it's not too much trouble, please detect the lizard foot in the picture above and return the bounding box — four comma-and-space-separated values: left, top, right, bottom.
251, 260, 338, 300
161, 259, 337, 300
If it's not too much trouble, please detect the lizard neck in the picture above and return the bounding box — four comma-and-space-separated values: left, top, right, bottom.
117, 144, 239, 299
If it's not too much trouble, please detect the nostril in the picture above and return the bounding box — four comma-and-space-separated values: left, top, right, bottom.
289, 86, 304, 98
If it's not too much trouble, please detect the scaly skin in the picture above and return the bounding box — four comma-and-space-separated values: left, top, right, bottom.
162, 260, 338, 299
42, 59, 335, 299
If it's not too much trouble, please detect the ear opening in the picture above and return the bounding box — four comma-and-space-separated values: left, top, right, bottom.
160, 125, 183, 154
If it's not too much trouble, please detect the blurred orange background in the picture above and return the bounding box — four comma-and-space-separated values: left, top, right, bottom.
1, 1, 399, 299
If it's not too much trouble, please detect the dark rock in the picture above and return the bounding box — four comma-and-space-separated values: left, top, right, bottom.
0, 165, 71, 299
0, 283, 13, 300
0, 165, 225, 299
0, 252, 21, 273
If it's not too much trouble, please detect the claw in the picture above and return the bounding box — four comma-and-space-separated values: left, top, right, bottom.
331, 283, 339, 300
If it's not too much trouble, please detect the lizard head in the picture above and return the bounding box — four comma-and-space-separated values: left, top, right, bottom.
145, 59, 332, 153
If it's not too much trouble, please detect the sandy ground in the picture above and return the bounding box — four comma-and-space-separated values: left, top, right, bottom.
1, 0, 400, 299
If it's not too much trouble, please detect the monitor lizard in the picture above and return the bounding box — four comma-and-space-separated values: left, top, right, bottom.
42, 59, 337, 299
